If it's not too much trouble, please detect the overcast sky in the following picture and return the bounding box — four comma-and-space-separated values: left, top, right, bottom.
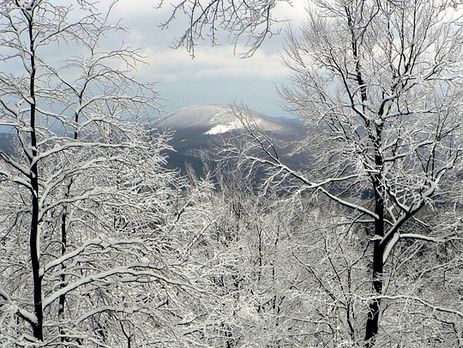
110, 0, 307, 118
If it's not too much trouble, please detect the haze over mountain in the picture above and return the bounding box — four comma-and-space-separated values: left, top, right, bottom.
157, 104, 300, 135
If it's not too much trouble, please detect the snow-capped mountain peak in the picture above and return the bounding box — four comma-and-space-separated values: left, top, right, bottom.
152, 104, 305, 176
205, 120, 244, 135
156, 104, 300, 136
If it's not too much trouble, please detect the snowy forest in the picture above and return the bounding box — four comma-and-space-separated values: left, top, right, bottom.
0, 0, 462, 347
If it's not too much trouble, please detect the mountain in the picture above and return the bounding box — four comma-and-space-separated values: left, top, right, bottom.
157, 104, 300, 135
0, 132, 15, 155
154, 104, 306, 177
0, 105, 307, 181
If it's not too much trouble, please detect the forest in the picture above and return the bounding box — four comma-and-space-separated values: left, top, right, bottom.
0, 0, 462, 347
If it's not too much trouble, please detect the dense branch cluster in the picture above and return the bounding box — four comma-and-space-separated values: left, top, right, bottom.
236, 0, 463, 346
159, 0, 286, 56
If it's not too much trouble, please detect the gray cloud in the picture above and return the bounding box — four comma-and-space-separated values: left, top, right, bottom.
102, 0, 308, 117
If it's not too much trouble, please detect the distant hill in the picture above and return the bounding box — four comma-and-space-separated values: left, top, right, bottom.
0, 105, 308, 182
0, 132, 15, 155
154, 105, 307, 178
156, 104, 300, 136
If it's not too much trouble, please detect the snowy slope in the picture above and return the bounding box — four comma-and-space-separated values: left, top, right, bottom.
154, 105, 306, 176
156, 104, 300, 136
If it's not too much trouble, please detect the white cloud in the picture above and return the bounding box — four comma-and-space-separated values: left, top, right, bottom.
105, 0, 307, 83
274, 0, 310, 25
100, 0, 301, 117
140, 45, 289, 82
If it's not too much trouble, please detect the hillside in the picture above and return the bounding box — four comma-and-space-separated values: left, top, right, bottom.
155, 105, 306, 176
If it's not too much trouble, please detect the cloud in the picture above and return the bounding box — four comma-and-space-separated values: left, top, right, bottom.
106, 0, 307, 84
101, 0, 300, 117
274, 0, 310, 25
140, 45, 289, 82
110, 0, 309, 51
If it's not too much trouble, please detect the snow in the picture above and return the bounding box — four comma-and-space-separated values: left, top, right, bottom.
156, 104, 296, 135
205, 120, 244, 135
158, 105, 236, 129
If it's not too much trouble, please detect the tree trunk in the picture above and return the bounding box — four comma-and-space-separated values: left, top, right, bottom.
28, 13, 43, 341
58, 207, 68, 341
364, 238, 384, 347
365, 125, 385, 347
30, 171, 43, 341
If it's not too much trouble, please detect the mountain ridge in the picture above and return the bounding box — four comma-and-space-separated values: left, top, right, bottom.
155, 104, 303, 137
155, 104, 306, 177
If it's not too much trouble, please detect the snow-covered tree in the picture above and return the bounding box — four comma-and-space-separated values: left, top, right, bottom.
0, 1, 207, 346
232, 0, 463, 346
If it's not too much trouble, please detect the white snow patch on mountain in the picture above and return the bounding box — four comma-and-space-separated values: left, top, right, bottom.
205, 120, 244, 135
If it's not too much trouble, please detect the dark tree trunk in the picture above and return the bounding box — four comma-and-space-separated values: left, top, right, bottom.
58, 207, 68, 341
364, 237, 384, 347
364, 125, 385, 347
30, 170, 43, 341
27, 12, 43, 341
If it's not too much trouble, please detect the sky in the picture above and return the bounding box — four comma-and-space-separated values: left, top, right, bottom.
109, 0, 308, 118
